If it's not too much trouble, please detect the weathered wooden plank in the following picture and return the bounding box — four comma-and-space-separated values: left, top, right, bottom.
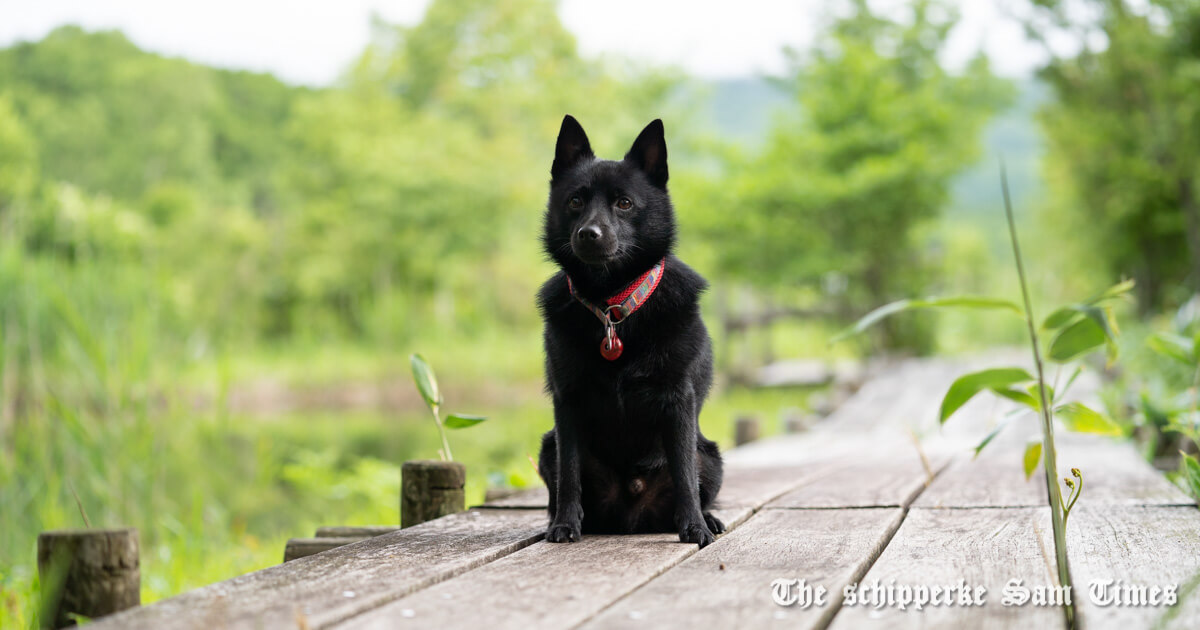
284, 537, 367, 562
335, 508, 751, 630
831, 507, 1065, 629
767, 449, 947, 509
915, 435, 1192, 508
315, 526, 399, 538
718, 464, 827, 508
480, 464, 830, 512
479, 486, 548, 508
580, 508, 905, 630
1068, 505, 1200, 630
88, 509, 546, 630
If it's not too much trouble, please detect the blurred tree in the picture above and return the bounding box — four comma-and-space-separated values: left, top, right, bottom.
1028, 0, 1200, 312
275, 0, 683, 337
0, 26, 298, 211
0, 95, 37, 219
697, 0, 1012, 350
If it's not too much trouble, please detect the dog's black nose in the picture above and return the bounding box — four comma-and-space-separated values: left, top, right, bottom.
578, 225, 602, 241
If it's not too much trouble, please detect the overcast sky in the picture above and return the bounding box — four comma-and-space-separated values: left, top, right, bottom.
0, 1, 1060, 86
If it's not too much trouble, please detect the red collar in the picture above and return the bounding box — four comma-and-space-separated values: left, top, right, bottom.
566, 258, 666, 360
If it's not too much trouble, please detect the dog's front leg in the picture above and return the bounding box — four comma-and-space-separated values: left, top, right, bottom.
547, 415, 584, 542
664, 393, 715, 548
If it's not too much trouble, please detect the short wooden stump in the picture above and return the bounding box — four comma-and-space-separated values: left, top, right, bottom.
37, 528, 139, 628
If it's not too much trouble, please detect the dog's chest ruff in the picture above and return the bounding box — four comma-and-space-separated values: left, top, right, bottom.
566, 258, 666, 361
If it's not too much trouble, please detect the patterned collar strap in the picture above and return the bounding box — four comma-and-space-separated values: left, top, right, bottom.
567, 258, 666, 324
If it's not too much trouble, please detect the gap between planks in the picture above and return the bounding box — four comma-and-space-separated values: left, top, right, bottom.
332, 464, 846, 629
565, 452, 957, 630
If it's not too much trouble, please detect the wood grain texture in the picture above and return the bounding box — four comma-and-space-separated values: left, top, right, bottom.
479, 463, 828, 512
580, 508, 905, 630
1066, 505, 1200, 630
314, 526, 398, 538
86, 509, 546, 630
283, 538, 367, 562
335, 508, 751, 630
38, 528, 140, 628
915, 435, 1192, 508
831, 507, 1065, 630
766, 450, 947, 509
479, 486, 548, 509
401, 460, 466, 528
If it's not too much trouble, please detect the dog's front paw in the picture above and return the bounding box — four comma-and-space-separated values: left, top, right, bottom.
546, 520, 582, 543
679, 521, 715, 548
703, 512, 726, 535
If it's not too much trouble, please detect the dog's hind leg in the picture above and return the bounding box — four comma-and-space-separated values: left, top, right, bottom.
538, 430, 557, 518
697, 436, 725, 534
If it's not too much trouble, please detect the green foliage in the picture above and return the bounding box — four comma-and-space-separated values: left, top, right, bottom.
1030, 1, 1200, 311
832, 170, 1135, 628
409, 354, 442, 409
701, 0, 1013, 351
1137, 311, 1200, 503
410, 353, 486, 461
1057, 402, 1123, 436
940, 368, 1035, 424
1023, 441, 1043, 480
1184, 454, 1200, 500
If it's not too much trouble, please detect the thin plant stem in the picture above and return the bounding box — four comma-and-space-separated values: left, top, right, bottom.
68, 482, 92, 529
1002, 163, 1076, 629
428, 405, 453, 462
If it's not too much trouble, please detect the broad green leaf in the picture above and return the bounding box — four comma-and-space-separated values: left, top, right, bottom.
993, 387, 1039, 410
444, 413, 487, 429
973, 417, 1014, 459
1047, 317, 1107, 362
1042, 307, 1078, 330
1147, 332, 1196, 366
939, 367, 1035, 424
831, 296, 1022, 343
1182, 454, 1200, 502
1056, 402, 1123, 436
1087, 278, 1136, 304
409, 353, 442, 409
1023, 441, 1042, 480
1042, 304, 1116, 349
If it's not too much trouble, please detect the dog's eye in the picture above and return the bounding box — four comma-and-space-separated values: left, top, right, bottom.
568, 196, 583, 210
616, 197, 633, 210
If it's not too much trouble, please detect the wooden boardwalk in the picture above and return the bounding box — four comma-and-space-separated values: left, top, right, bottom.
90, 358, 1200, 629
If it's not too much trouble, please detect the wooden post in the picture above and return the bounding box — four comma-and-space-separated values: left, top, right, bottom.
37, 529, 139, 629
283, 537, 367, 562
783, 410, 812, 434
401, 460, 465, 528
734, 416, 760, 446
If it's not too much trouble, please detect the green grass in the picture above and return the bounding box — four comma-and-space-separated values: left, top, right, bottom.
0, 331, 816, 627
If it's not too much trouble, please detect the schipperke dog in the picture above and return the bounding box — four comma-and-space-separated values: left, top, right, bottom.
536, 115, 724, 548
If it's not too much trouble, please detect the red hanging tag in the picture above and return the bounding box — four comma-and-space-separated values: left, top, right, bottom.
600, 325, 623, 360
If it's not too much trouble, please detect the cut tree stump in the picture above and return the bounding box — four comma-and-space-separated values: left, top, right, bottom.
37, 528, 139, 629
401, 460, 466, 528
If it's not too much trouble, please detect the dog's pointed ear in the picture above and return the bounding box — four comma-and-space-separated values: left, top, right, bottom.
625, 119, 668, 188
552, 115, 593, 180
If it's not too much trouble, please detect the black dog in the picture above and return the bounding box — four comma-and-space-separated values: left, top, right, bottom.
536, 115, 724, 547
